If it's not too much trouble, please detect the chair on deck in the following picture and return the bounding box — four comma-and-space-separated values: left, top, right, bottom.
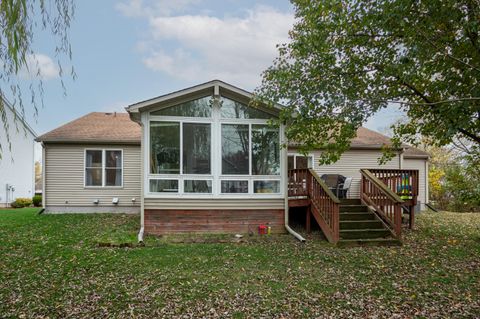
338, 177, 353, 199
320, 174, 352, 199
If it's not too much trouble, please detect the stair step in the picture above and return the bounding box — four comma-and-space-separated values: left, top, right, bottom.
340, 205, 368, 212
337, 238, 402, 247
340, 220, 384, 230
340, 199, 361, 205
340, 212, 376, 221
339, 229, 392, 239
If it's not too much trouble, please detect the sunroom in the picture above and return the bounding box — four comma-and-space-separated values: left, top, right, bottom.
127, 80, 288, 235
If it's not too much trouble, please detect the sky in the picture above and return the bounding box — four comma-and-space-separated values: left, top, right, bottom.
16, 0, 404, 139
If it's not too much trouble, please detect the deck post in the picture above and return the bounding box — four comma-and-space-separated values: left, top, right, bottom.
394, 204, 402, 238
306, 205, 311, 233
409, 205, 415, 229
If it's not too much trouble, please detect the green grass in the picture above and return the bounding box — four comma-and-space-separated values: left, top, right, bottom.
0, 208, 479, 318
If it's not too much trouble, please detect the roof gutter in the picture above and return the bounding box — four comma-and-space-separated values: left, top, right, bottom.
35, 139, 141, 145
126, 108, 142, 124
403, 154, 430, 159
288, 144, 404, 151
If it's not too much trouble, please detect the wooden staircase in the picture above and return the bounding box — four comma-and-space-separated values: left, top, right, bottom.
338, 199, 401, 247
288, 168, 418, 246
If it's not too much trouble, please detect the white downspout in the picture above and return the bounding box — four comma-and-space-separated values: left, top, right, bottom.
282, 124, 305, 242
285, 197, 306, 242
41, 143, 46, 209
399, 149, 404, 169
137, 115, 145, 243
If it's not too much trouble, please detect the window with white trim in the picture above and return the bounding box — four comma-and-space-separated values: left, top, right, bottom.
85, 149, 123, 187
288, 154, 314, 170
148, 95, 281, 196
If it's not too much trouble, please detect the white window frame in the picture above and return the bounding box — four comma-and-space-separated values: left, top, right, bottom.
145, 96, 284, 199
288, 153, 314, 170
84, 148, 124, 188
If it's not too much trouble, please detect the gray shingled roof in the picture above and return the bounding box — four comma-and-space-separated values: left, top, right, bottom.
36, 112, 140, 144
403, 147, 430, 158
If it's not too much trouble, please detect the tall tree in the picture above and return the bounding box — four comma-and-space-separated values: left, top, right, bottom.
256, 0, 480, 164
0, 0, 75, 156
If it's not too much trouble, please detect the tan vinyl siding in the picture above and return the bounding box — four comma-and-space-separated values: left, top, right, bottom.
309, 149, 401, 198
403, 158, 428, 210
144, 198, 285, 210
44, 144, 141, 208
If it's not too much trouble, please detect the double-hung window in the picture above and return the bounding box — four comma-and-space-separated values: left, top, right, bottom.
85, 149, 123, 187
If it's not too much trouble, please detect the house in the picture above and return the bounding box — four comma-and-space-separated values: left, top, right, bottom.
0, 99, 37, 207
37, 80, 429, 244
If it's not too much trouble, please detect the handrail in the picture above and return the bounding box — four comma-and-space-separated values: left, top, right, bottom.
360, 169, 404, 203
308, 169, 341, 204
360, 169, 403, 238
288, 168, 340, 243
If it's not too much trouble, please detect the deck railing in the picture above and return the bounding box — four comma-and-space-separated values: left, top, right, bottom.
287, 168, 309, 197
368, 169, 419, 205
288, 168, 340, 243
360, 169, 404, 237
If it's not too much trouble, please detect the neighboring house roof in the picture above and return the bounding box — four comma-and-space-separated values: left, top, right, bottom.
351, 127, 394, 148
289, 127, 395, 149
36, 112, 141, 144
403, 147, 430, 159
2, 97, 37, 137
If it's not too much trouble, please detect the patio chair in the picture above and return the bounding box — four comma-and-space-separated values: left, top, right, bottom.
337, 177, 353, 199
320, 174, 346, 197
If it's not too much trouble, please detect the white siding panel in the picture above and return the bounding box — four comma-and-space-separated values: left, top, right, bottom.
144, 198, 285, 210
0, 105, 35, 206
310, 150, 401, 199
44, 144, 141, 208
403, 158, 428, 210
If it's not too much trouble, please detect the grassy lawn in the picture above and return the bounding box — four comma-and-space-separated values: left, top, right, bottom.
0, 209, 479, 318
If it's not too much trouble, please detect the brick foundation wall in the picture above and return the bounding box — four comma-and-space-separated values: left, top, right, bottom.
144, 209, 285, 234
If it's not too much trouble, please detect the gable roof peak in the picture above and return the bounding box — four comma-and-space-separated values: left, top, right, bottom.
126, 79, 276, 113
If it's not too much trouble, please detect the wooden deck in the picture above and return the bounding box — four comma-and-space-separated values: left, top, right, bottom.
288, 168, 419, 245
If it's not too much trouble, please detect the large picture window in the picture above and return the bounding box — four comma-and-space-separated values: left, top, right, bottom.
148, 95, 282, 196
85, 149, 122, 187
151, 96, 212, 118
252, 124, 280, 175
221, 124, 249, 175
150, 121, 211, 176
221, 97, 275, 119
183, 123, 211, 174
150, 122, 180, 174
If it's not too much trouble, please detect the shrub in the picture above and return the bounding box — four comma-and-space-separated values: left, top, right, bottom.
32, 195, 42, 207
10, 198, 33, 208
